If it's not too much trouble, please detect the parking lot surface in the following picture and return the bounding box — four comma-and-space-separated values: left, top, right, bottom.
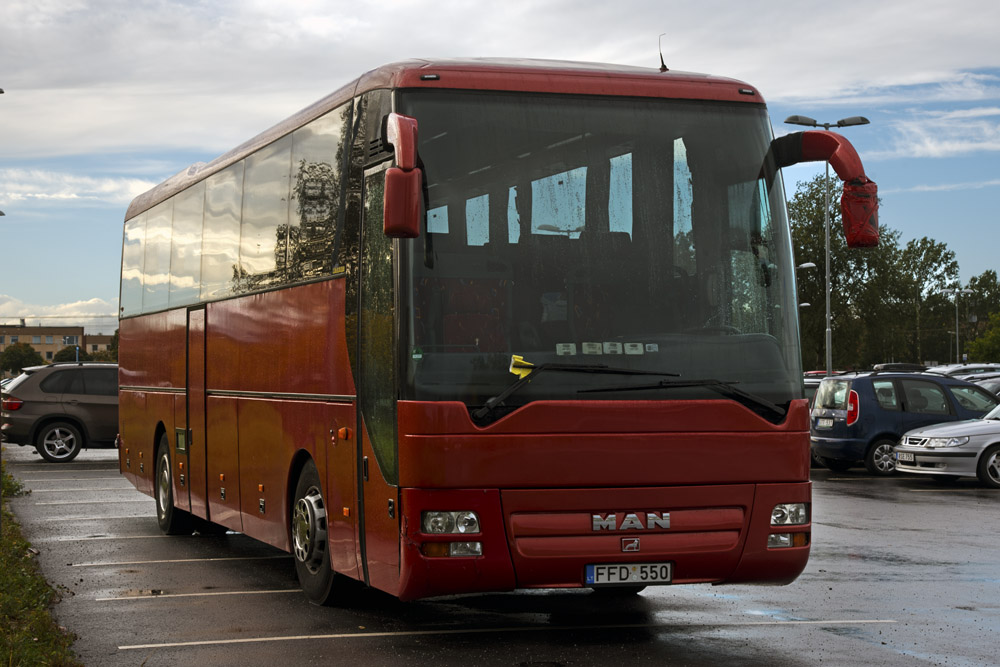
3, 443, 998, 666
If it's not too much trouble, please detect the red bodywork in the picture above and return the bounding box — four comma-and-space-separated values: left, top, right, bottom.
119, 59, 821, 601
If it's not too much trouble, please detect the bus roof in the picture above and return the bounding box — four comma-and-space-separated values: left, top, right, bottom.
125, 58, 763, 220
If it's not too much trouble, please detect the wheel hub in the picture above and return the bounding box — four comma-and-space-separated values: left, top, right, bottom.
293, 488, 328, 573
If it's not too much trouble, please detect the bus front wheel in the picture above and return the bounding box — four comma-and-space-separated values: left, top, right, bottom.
292, 460, 336, 605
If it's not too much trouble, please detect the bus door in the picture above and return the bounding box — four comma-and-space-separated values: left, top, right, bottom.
185, 306, 208, 520
356, 161, 401, 592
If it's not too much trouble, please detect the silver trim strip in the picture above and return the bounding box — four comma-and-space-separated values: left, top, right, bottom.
119, 386, 356, 403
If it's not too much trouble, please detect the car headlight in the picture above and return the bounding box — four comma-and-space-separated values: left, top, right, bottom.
421, 510, 480, 534
927, 436, 970, 448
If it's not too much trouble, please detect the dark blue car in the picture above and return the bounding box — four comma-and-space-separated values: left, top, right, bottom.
810, 372, 999, 475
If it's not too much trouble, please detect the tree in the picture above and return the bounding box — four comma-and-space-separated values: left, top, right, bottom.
967, 312, 1000, 361
53, 346, 93, 363
0, 343, 44, 375
900, 237, 959, 363
788, 173, 907, 370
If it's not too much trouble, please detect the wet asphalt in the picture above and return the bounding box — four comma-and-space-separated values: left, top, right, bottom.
2, 442, 997, 666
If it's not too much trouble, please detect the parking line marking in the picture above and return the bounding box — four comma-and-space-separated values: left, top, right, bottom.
118, 619, 898, 651
35, 499, 153, 506
36, 515, 153, 522
48, 534, 172, 542
31, 487, 132, 493
98, 588, 301, 601
73, 555, 291, 568
18, 476, 123, 481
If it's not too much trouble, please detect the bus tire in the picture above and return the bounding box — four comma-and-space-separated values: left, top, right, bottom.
155, 433, 195, 535
292, 460, 336, 605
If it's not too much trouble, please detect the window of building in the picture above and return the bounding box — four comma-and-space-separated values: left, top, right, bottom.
46, 335, 54, 344
33, 335, 41, 344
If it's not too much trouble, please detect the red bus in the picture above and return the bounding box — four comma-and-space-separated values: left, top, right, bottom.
118, 59, 878, 603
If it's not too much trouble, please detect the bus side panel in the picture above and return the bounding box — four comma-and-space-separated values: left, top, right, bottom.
205, 396, 243, 532
117, 388, 143, 491
118, 310, 186, 389
205, 280, 355, 397
236, 399, 357, 559
172, 392, 190, 513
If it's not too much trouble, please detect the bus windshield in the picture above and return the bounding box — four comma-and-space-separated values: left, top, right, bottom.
398, 90, 801, 418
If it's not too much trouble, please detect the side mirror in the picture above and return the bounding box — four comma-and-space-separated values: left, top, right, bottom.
383, 112, 422, 238
769, 130, 879, 248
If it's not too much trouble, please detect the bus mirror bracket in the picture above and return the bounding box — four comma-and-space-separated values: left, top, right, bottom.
383, 112, 422, 238
769, 130, 879, 249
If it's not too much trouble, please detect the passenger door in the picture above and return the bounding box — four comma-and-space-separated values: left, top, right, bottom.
356, 161, 401, 592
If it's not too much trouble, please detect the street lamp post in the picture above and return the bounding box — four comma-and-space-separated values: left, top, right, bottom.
940, 287, 973, 363
784, 115, 870, 376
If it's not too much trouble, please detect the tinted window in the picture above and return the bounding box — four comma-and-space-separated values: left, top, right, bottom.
83, 369, 118, 396
949, 385, 999, 414
900, 380, 950, 415
169, 182, 205, 308
40, 370, 85, 394
143, 201, 173, 312
201, 163, 244, 300
872, 379, 899, 411
815, 379, 850, 410
120, 214, 146, 317
240, 134, 292, 291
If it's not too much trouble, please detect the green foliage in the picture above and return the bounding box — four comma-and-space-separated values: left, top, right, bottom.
0, 343, 44, 375
52, 347, 92, 363
1, 459, 81, 666
967, 312, 1000, 361
788, 173, 985, 369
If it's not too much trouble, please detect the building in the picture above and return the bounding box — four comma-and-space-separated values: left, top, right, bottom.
0, 324, 115, 376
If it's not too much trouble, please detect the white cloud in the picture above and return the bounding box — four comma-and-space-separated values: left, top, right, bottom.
881, 178, 1000, 194
0, 294, 118, 334
867, 106, 1000, 159
0, 169, 157, 207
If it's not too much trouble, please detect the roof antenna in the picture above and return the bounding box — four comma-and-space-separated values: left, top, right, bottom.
658, 33, 669, 72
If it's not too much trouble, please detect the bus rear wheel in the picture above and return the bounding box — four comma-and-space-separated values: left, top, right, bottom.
155, 433, 194, 535
292, 460, 336, 605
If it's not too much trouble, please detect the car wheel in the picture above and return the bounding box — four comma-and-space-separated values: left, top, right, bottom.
864, 439, 897, 476
35, 422, 84, 463
292, 460, 336, 605
818, 457, 853, 472
976, 444, 1000, 489
155, 433, 195, 535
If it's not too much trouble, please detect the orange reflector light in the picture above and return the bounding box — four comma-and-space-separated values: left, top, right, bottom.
219, 474, 225, 482
338, 427, 352, 440
421, 543, 450, 558
178, 462, 184, 470
258, 484, 264, 492
343, 507, 350, 517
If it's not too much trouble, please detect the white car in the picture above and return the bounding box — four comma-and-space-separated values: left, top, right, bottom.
894, 404, 1000, 488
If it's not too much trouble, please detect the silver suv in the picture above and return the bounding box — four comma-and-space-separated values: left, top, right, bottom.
1, 363, 118, 462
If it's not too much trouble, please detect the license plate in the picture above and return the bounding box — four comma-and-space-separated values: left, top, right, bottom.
896, 451, 915, 462
817, 418, 833, 428
586, 562, 673, 585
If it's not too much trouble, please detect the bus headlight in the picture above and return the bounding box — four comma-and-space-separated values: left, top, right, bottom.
771, 503, 809, 526
422, 510, 481, 534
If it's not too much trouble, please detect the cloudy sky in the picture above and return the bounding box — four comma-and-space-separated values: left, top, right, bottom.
2, 0, 999, 332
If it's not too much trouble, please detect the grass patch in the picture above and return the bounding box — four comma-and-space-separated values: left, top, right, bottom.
1, 452, 82, 666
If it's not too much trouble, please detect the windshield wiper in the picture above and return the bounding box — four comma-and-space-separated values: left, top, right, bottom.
579, 378, 786, 420
473, 357, 679, 421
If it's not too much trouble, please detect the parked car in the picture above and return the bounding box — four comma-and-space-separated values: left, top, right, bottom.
974, 375, 1000, 397
927, 363, 1000, 378
894, 403, 1000, 488
0, 363, 118, 462
810, 372, 1000, 475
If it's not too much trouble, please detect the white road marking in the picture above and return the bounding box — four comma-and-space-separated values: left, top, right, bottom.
35, 499, 153, 505
99, 588, 301, 601
118, 619, 898, 651
31, 487, 132, 492
73, 555, 291, 568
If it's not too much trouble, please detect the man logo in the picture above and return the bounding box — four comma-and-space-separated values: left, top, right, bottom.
591, 512, 671, 531
622, 537, 640, 552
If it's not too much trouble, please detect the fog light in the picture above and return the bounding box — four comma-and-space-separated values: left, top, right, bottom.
771, 503, 809, 526
419, 541, 483, 557
449, 541, 482, 557
768, 532, 809, 548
